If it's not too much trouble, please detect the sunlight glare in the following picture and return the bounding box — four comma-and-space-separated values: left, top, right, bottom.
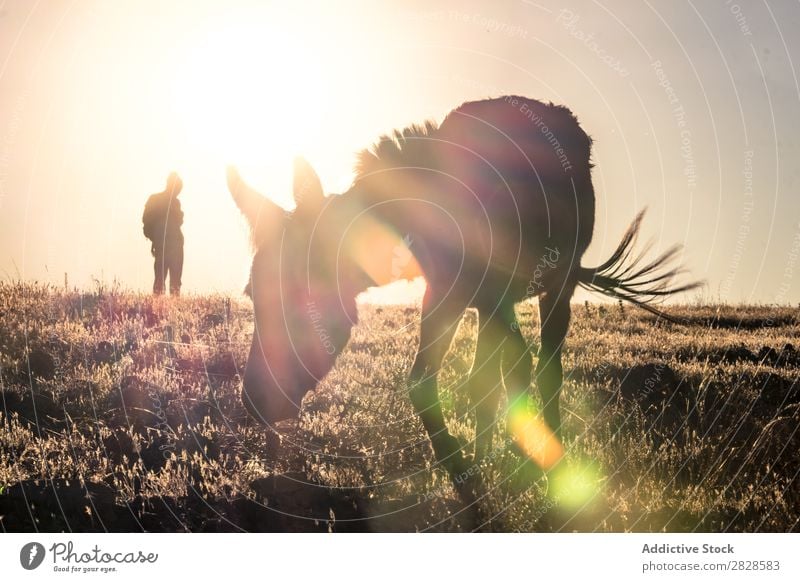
507, 400, 564, 470
169, 23, 326, 199
549, 459, 604, 510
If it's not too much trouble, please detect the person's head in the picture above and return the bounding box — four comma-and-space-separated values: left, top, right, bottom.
166, 172, 183, 197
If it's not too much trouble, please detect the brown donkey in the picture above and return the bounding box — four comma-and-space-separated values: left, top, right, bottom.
227, 95, 696, 482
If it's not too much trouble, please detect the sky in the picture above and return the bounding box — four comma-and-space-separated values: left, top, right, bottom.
0, 0, 798, 304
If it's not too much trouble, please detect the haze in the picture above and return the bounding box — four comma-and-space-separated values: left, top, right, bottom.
1, 0, 798, 304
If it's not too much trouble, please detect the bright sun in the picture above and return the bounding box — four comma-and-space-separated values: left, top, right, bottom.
169, 24, 326, 185
165, 19, 423, 304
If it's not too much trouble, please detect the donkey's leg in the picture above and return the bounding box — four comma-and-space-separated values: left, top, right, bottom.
502, 307, 533, 412
408, 295, 466, 474
469, 305, 533, 460
537, 287, 574, 437
468, 311, 505, 461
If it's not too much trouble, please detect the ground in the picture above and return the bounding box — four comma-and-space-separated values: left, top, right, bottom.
0, 282, 797, 532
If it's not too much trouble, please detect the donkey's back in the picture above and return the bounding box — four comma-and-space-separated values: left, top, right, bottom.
386, 96, 597, 304
439, 96, 592, 176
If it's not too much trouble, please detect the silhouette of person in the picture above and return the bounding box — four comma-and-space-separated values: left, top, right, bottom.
142, 172, 184, 295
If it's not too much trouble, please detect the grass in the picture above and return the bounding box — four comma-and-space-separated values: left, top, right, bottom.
0, 281, 797, 532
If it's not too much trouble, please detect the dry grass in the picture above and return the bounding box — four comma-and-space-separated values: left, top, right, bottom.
0, 281, 797, 532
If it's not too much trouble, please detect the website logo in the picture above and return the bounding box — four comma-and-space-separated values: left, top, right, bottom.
20, 542, 46, 570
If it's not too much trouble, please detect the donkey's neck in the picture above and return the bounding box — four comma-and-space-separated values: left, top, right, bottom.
330, 185, 424, 294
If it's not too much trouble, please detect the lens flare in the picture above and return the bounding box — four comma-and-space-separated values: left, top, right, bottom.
549, 459, 603, 510
346, 215, 422, 286
507, 400, 564, 470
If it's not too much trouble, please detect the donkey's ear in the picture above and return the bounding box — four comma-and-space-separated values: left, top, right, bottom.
227, 165, 283, 249
293, 156, 324, 209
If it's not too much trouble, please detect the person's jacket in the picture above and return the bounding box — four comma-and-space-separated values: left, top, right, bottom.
142, 192, 184, 244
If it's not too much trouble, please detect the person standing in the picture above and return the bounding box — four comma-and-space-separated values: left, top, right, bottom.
142, 172, 184, 295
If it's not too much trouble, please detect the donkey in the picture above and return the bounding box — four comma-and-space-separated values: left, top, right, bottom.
227, 95, 696, 479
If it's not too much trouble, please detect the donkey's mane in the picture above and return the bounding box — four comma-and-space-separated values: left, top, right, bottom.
353, 120, 440, 183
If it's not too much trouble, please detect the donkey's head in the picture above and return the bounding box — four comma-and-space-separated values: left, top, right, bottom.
227, 159, 360, 425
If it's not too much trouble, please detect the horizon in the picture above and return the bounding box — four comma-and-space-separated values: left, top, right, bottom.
1, 0, 799, 304
0, 277, 761, 309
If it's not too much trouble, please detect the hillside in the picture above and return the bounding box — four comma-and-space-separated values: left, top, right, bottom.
0, 282, 797, 532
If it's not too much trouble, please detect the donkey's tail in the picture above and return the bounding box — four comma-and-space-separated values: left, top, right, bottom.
577, 210, 702, 323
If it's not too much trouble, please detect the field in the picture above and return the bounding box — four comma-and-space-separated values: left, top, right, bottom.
0, 282, 798, 532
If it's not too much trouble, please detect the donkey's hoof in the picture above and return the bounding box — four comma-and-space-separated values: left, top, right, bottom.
506, 440, 547, 482
441, 450, 470, 479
